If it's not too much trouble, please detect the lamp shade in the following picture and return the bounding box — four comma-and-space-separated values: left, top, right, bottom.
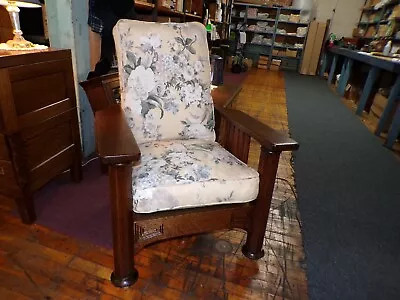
0, 0, 41, 8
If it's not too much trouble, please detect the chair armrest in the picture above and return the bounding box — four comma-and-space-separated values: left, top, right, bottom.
215, 106, 299, 152
95, 105, 141, 165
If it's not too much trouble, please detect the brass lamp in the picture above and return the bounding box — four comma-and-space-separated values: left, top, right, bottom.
0, 0, 47, 50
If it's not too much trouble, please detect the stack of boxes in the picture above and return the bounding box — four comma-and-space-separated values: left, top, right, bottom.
258, 55, 269, 69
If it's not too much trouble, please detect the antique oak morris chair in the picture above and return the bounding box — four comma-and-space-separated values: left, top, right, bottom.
94, 20, 299, 287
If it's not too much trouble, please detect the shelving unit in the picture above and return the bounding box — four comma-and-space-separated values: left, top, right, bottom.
355, 0, 400, 40
230, 1, 309, 71
134, 0, 205, 23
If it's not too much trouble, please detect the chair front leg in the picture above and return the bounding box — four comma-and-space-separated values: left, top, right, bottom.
242, 147, 281, 260
109, 163, 138, 287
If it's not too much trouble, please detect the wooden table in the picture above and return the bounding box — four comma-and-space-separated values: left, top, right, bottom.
324, 47, 400, 148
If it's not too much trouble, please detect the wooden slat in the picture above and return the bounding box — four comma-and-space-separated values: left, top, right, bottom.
18, 98, 73, 129
28, 145, 74, 192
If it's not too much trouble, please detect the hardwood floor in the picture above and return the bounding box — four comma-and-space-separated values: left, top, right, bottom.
0, 69, 308, 299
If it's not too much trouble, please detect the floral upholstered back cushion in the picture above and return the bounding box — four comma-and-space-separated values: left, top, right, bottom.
113, 20, 215, 144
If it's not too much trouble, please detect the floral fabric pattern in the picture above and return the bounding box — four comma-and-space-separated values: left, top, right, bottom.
113, 20, 215, 144
132, 139, 259, 213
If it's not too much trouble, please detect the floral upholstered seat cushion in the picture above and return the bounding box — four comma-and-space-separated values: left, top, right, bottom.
113, 20, 215, 144
132, 140, 259, 213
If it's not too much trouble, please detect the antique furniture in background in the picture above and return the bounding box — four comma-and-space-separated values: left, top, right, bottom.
95, 20, 298, 287
0, 49, 82, 224
80, 72, 120, 113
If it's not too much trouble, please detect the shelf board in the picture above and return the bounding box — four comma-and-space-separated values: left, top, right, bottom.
233, 2, 278, 9
358, 20, 380, 26
186, 13, 202, 20
247, 17, 276, 22
157, 6, 184, 17
246, 30, 274, 35
279, 7, 301, 12
273, 44, 303, 51
135, 1, 155, 10
272, 54, 299, 60
278, 20, 309, 26
232, 29, 274, 35
276, 33, 306, 38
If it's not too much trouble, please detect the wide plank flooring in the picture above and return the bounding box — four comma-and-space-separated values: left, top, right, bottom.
0, 69, 308, 299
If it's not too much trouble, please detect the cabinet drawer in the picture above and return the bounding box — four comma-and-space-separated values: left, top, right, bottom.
0, 160, 21, 196
0, 135, 10, 161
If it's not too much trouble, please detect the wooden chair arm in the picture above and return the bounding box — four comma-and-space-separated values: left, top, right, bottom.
215, 106, 299, 153
95, 104, 141, 165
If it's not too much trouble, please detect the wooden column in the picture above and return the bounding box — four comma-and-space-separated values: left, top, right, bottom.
45, 0, 95, 157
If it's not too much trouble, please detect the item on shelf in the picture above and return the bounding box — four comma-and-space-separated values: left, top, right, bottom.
286, 49, 297, 57
296, 27, 308, 37
389, 6, 400, 19
289, 14, 300, 23
271, 58, 281, 66
300, 16, 310, 23
374, 0, 390, 10
240, 31, 247, 43
383, 40, 392, 55
247, 8, 258, 18
258, 55, 269, 69
277, 28, 287, 34
237, 22, 246, 30
279, 14, 290, 22
377, 24, 389, 37
257, 21, 268, 28
257, 12, 269, 19
239, 11, 246, 18
278, 50, 287, 56
365, 26, 377, 37
294, 43, 304, 49
251, 34, 272, 45
272, 49, 279, 55
243, 58, 253, 68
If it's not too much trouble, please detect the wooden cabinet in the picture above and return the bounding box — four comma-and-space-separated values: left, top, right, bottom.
0, 49, 82, 224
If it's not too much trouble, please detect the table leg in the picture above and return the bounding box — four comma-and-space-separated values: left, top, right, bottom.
338, 58, 353, 97
328, 54, 338, 85
320, 53, 328, 77
375, 75, 400, 136
384, 105, 400, 149
356, 67, 380, 115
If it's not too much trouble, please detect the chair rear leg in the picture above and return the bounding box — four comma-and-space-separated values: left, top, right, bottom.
109, 164, 138, 287
242, 149, 280, 260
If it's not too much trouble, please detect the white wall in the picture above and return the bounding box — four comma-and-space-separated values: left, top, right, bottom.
314, 0, 366, 38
